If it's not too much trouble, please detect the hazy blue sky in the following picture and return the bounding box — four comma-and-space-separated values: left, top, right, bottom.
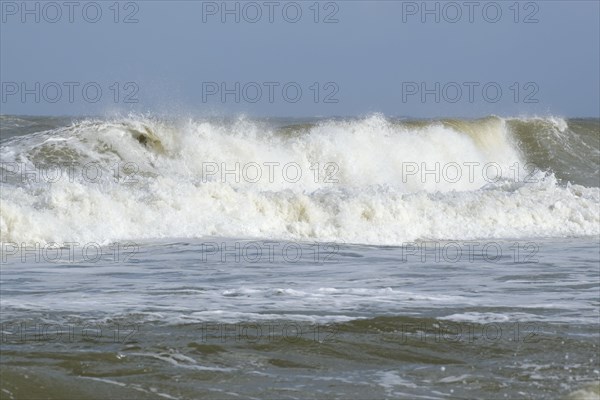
1, 0, 599, 117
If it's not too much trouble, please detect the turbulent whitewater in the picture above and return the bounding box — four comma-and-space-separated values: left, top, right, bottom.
1, 114, 598, 245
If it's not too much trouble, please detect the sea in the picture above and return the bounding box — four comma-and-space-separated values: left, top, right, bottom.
1, 114, 599, 399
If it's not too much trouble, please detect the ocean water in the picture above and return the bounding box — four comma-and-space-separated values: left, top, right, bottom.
1, 115, 599, 399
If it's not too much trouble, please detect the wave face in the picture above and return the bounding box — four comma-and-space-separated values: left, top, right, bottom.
1, 115, 598, 245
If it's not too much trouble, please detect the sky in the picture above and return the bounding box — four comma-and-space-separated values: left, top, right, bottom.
1, 0, 599, 118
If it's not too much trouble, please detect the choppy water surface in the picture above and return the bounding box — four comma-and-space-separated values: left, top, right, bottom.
1, 115, 599, 399
1, 238, 599, 399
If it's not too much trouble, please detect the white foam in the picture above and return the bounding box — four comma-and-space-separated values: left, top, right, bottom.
1, 115, 598, 245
